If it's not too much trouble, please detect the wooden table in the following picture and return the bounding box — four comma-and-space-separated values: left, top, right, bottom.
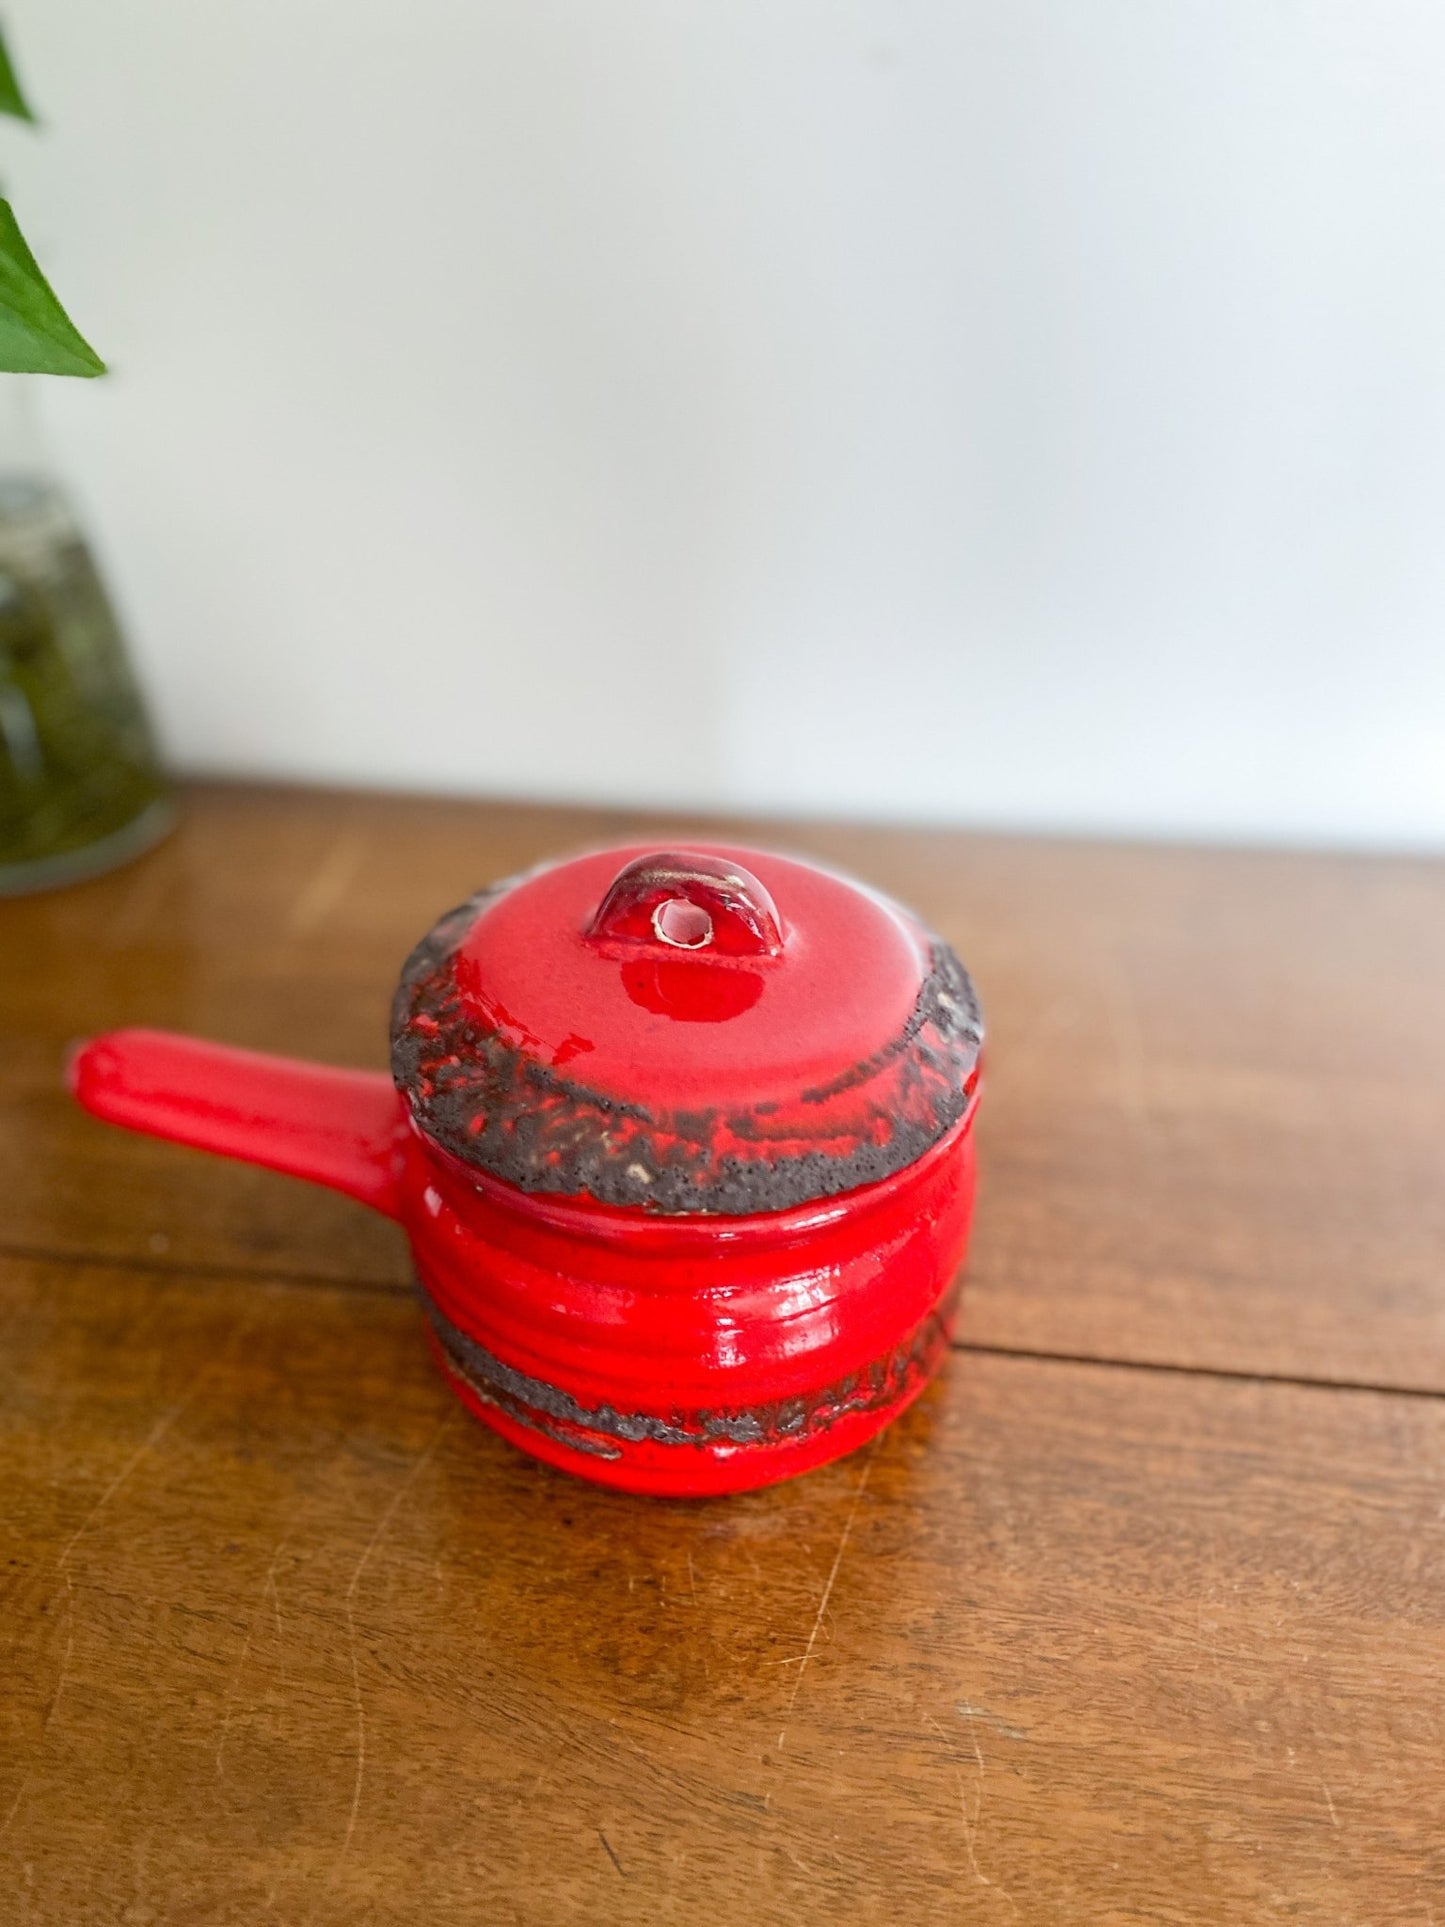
3, 782, 1442, 1924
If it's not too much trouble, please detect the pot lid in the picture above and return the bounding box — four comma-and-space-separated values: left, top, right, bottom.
390, 843, 982, 1215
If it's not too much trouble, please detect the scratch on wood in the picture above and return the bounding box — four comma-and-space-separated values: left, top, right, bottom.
598, 1830, 627, 1878
43, 1575, 75, 1744
216, 1539, 290, 1776
0, 1781, 27, 1845
1, 1574, 75, 1845
956, 1700, 1028, 1742
57, 1400, 190, 1575
55, 1310, 256, 1580
341, 1625, 367, 1867
339, 1410, 455, 1857
955, 1763, 990, 1893
776, 1439, 878, 1752
953, 1705, 1020, 1919
11, 1330, 252, 1843
28, 1398, 192, 1769
267, 1564, 285, 1647
1322, 1781, 1339, 1829
287, 832, 368, 938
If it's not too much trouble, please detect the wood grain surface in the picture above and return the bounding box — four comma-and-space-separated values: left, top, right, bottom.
3, 1252, 1441, 1926
2, 782, 1444, 1924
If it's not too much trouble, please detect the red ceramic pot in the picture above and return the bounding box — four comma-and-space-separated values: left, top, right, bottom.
70, 845, 983, 1496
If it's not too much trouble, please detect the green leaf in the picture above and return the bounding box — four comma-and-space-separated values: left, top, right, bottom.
0, 23, 36, 124
0, 199, 104, 376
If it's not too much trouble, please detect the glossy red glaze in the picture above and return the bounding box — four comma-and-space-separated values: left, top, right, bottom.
69, 844, 984, 1496
402, 1114, 977, 1495
70, 1029, 978, 1494
588, 849, 784, 957
450, 843, 926, 1121
393, 844, 982, 1219
69, 1030, 405, 1216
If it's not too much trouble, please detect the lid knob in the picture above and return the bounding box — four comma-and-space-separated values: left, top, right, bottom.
586, 851, 784, 959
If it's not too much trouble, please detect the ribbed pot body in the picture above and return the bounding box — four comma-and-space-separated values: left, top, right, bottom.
400, 1106, 978, 1495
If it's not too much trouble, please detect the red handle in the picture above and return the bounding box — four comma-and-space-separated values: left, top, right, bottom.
69, 1029, 407, 1220
586, 850, 784, 958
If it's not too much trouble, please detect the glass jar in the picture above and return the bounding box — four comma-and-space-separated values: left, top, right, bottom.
0, 377, 172, 894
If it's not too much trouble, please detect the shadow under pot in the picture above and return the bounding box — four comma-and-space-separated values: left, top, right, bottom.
70, 844, 985, 1495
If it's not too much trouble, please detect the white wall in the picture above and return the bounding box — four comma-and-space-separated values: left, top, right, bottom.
7, 0, 1445, 846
